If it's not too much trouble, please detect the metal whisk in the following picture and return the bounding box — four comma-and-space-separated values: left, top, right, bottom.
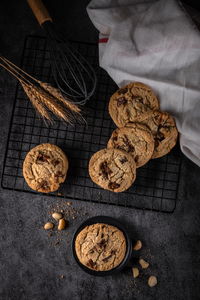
27, 0, 97, 105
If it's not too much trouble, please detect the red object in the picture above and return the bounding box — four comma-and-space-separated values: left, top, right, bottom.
99, 38, 109, 43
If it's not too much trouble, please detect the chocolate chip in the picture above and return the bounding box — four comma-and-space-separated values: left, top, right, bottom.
101, 233, 104, 238
55, 171, 64, 177
52, 159, 60, 167
55, 171, 64, 182
112, 136, 118, 141
108, 182, 120, 190
116, 146, 125, 152
100, 161, 112, 180
102, 256, 112, 262
97, 239, 106, 248
37, 153, 50, 163
87, 259, 96, 269
122, 135, 134, 152
117, 97, 127, 106
134, 155, 139, 162
120, 157, 128, 164
38, 180, 49, 190
88, 249, 94, 254
157, 131, 165, 141
118, 87, 128, 95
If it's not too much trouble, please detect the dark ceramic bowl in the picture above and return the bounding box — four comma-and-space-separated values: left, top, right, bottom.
72, 216, 133, 276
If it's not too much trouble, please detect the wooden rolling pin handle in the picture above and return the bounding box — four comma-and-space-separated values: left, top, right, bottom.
27, 0, 52, 26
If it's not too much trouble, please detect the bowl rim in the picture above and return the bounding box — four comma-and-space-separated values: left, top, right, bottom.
72, 215, 133, 276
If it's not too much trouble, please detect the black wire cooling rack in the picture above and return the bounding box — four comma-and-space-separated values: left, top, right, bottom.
1, 35, 182, 213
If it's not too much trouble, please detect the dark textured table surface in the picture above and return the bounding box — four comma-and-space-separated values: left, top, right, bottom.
0, 1, 200, 300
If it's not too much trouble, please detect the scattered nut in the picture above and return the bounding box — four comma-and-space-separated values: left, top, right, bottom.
52, 212, 63, 220
132, 267, 139, 278
133, 240, 142, 251
148, 276, 157, 287
44, 222, 54, 230
58, 218, 66, 230
139, 258, 149, 269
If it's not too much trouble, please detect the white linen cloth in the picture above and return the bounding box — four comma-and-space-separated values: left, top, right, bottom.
87, 0, 200, 167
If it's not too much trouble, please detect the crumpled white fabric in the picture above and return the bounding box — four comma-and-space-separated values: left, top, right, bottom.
87, 0, 200, 167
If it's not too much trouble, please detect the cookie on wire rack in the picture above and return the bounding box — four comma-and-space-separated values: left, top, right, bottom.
107, 123, 155, 167
141, 110, 178, 158
23, 143, 68, 193
108, 82, 159, 127
89, 148, 136, 193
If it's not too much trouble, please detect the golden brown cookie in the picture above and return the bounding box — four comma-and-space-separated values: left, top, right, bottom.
75, 223, 126, 271
89, 148, 136, 192
141, 111, 178, 158
23, 143, 68, 193
108, 82, 159, 127
107, 123, 155, 167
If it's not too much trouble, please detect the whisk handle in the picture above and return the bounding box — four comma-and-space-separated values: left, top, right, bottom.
27, 0, 52, 26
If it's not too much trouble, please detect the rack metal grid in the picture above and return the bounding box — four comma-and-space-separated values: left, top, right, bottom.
1, 35, 182, 213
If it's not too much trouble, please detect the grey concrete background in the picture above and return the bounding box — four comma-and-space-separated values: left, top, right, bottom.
0, 1, 200, 299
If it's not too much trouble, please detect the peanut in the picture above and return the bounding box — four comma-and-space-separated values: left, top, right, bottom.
132, 267, 139, 278
148, 276, 157, 287
52, 212, 63, 220
58, 218, 66, 230
133, 240, 142, 251
139, 258, 149, 269
44, 222, 54, 230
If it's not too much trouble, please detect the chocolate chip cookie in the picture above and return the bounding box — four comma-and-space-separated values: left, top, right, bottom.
23, 143, 68, 193
75, 223, 126, 271
141, 111, 178, 158
108, 82, 159, 127
107, 123, 155, 167
89, 148, 136, 192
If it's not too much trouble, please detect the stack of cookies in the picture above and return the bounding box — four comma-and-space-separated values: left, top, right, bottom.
89, 82, 178, 193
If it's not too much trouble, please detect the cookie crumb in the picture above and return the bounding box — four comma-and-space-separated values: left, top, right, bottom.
44, 222, 54, 230
58, 218, 66, 230
148, 276, 157, 287
139, 258, 149, 269
132, 267, 139, 278
52, 212, 63, 220
133, 240, 142, 251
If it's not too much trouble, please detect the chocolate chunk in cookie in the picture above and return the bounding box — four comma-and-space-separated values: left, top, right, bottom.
109, 82, 159, 127
107, 123, 155, 167
141, 111, 178, 158
75, 223, 126, 271
23, 143, 68, 193
89, 148, 136, 192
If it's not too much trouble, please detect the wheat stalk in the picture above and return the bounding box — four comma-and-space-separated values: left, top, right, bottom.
38, 81, 81, 114
22, 82, 72, 123
0, 56, 84, 124
20, 81, 52, 123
